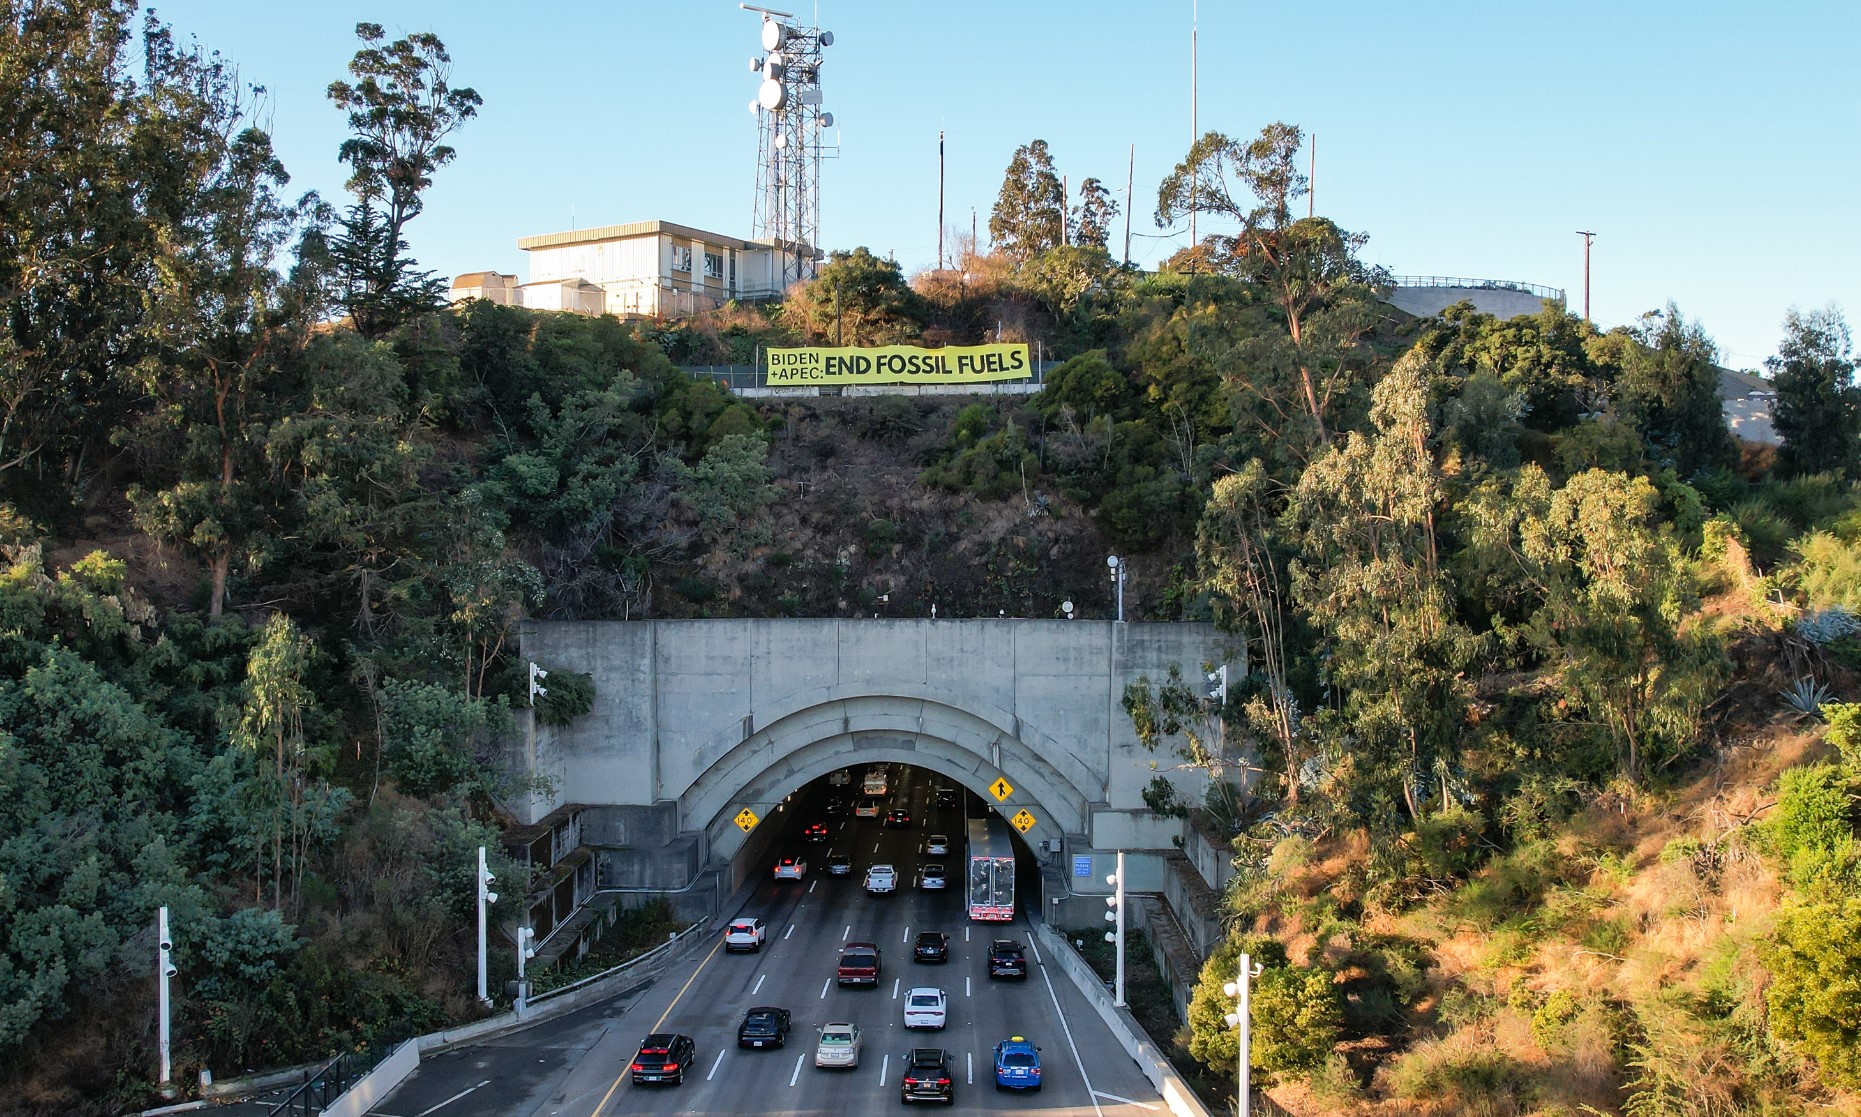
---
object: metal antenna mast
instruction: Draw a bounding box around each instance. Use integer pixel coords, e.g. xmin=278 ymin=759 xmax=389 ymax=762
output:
xmin=744 ymin=4 xmax=836 ymax=290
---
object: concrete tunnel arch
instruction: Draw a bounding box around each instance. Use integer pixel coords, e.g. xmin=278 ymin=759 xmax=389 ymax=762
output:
xmin=682 ymin=687 xmax=1103 ymax=866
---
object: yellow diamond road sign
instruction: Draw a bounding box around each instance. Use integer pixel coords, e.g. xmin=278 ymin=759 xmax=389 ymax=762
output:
xmin=734 ymin=808 xmax=759 ymax=832
xmin=989 ymin=777 xmax=1014 ymax=801
xmin=1010 ymin=809 xmax=1036 ymax=833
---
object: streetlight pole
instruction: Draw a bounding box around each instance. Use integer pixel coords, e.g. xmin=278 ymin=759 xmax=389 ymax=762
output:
xmin=1104 ymin=852 xmax=1127 ymax=1008
xmin=157 ymin=906 xmax=174 ymax=1090
xmin=476 ymin=847 xmax=498 ymax=1007
xmin=1575 ymin=230 xmax=1595 ymax=322
xmin=516 ymin=925 xmax=536 ymax=1013
xmin=1223 ymin=954 xmax=1265 ymax=1117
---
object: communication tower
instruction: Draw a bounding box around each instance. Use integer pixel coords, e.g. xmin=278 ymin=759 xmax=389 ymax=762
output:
xmin=743 ymin=4 xmax=835 ymax=289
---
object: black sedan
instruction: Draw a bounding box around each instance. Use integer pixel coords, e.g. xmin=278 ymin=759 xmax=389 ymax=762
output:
xmin=914 ymin=931 xmax=950 ymax=963
xmin=737 ymin=1006 xmax=792 ymax=1049
xmin=884 ymin=808 xmax=913 ymax=828
xmin=901 ymin=1047 xmax=956 ymax=1104
xmin=988 ymin=939 xmax=1028 ymax=980
xmin=630 ymin=1033 xmax=697 ymax=1085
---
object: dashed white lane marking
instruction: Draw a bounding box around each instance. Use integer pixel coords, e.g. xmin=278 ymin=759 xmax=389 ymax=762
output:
xmin=1038 ymin=957 xmax=1104 ymax=1117
xmin=891 ymin=977 xmax=901 ymax=999
xmin=842 ymin=924 xmax=850 ymax=941
xmin=967 ymin=1051 xmax=974 ymax=1085
xmin=785 ymin=925 xmax=795 ymax=940
xmin=880 ymin=1053 xmax=891 ymax=1087
xmin=809 ymin=880 xmax=817 ymax=893
xmin=965 ymin=976 xmax=971 ymax=997
xmin=1095 ymin=1091 xmax=1160 ymax=1110
xmin=902 ymin=925 xmax=911 ymax=943
xmin=706 ymin=1050 xmax=726 ymax=1081
xmin=873 ymin=842 xmax=880 ymax=852
xmin=752 ymin=974 xmax=766 ymax=995
xmin=964 ymin=926 xmax=971 ymax=943
xmin=789 ymin=1053 xmax=804 ymax=1087
xmin=819 ymin=978 xmax=831 ymax=999
xmin=413 ymin=1080 xmax=490 ymax=1117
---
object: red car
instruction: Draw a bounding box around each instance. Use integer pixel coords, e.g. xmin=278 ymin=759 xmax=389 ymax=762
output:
xmin=803 ymin=822 xmax=829 ymax=842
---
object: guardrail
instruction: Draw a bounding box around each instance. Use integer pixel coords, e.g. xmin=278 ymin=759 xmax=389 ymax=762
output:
xmin=1388 ymin=275 xmax=1565 ymax=301
xmin=528 ymin=919 xmax=704 ymax=1004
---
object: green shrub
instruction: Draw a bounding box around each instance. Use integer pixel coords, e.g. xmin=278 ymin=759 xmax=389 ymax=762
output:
xmin=864 ymin=518 xmax=899 ymax=556
xmin=1763 ymin=891 xmax=1861 ymax=1089
xmin=1766 ymin=763 xmax=1856 ymax=868
xmin=1386 ymin=1037 xmax=1524 ymax=1106
xmin=1789 ymin=531 xmax=1861 ymax=610
xmin=674 ymin=575 xmax=717 ymax=603
xmin=1530 ymin=989 xmax=1580 ymax=1050
xmin=533 ymin=669 xmax=595 ymax=727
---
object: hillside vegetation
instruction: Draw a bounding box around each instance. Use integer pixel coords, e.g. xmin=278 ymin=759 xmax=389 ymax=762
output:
xmin=6 ymin=5 xmax=1861 ymax=1115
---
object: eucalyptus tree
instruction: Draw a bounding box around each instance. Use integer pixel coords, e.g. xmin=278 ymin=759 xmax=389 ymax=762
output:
xmin=989 ymin=139 xmax=1067 ymax=261
xmin=1768 ymin=306 xmax=1860 ymax=479
xmin=1071 ymin=176 xmax=1119 ymax=251
xmin=327 ymin=22 xmax=481 ymax=339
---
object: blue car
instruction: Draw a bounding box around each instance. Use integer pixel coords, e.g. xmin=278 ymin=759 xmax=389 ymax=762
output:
xmin=992 ymin=1036 xmax=1042 ymax=1092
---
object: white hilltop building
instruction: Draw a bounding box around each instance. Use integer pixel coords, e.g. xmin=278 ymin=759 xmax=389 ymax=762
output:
xmin=451 ymin=220 xmax=817 ymax=321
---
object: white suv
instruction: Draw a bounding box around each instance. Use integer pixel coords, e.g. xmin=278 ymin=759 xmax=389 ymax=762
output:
xmin=724 ymin=917 xmax=767 ymax=952
xmin=865 ymin=864 xmax=897 ymax=893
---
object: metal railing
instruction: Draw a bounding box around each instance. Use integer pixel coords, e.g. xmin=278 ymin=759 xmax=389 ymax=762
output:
xmin=527 ymin=918 xmax=704 ymax=1005
xmin=1388 ymin=275 xmax=1565 ymax=301
xmin=266 ymin=1047 xmax=378 ymax=1117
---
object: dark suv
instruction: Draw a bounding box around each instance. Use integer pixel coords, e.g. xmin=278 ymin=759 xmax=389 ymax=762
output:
xmin=736 ymin=1005 xmax=791 ymax=1049
xmin=988 ymin=939 xmax=1028 ymax=980
xmin=900 ymin=1047 xmax=955 ymax=1104
xmin=630 ymin=1032 xmax=696 ymax=1085
xmin=913 ymin=931 xmax=950 ymax=963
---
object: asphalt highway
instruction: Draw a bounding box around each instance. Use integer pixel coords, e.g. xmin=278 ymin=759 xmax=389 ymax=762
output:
xmin=367 ymin=767 xmax=1168 ymax=1117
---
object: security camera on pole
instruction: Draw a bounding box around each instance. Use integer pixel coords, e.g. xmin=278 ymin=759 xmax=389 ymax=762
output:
xmin=528 ymin=662 xmax=548 ymax=705
xmin=477 ymin=847 xmax=498 ymax=1006
xmin=157 ymin=906 xmax=176 ymax=1091
xmin=1223 ymin=954 xmax=1266 ymax=1117
xmin=1103 ymin=852 xmax=1127 ymax=1008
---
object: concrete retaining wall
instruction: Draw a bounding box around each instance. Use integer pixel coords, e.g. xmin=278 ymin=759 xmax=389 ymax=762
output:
xmin=321 ymin=1040 xmax=418 ymax=1117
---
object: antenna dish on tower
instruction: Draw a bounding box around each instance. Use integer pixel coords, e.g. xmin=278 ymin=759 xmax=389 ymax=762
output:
xmin=744 ymin=6 xmax=836 ymax=288
xmin=761 ymin=19 xmax=786 ymax=51
xmin=818 ymin=111 xmax=834 ymax=128
xmin=819 ymin=30 xmax=834 ymax=46
xmin=758 ymin=79 xmax=786 ymax=110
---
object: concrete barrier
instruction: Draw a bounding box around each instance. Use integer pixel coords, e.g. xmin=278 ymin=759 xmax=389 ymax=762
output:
xmin=321 ymin=1040 xmax=418 ymax=1117
xmin=1032 ymin=922 xmax=1215 ymax=1117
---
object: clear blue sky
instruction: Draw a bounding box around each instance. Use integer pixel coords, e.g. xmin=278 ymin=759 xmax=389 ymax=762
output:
xmin=150 ymin=0 xmax=1857 ymax=371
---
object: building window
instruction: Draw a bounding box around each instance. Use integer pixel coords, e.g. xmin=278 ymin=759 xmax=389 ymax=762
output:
xmin=704 ymin=251 xmax=724 ymax=280
xmin=670 ymin=245 xmax=692 ymax=272
xmin=729 ymin=254 xmax=737 ymax=288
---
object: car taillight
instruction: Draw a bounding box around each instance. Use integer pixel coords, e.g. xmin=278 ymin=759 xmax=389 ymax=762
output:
xmin=1032 ymin=1067 xmax=1041 ymax=1076
xmin=662 ymin=1062 xmax=678 ymax=1072
xmin=937 ymin=1077 xmax=951 ymax=1085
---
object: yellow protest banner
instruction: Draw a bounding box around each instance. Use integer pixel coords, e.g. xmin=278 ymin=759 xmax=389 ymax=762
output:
xmin=766 ymin=343 xmax=1032 ymax=386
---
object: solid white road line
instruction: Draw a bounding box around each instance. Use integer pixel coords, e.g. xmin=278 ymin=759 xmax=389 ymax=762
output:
xmin=892 ymin=977 xmax=901 ymax=999
xmin=842 ymin=924 xmax=851 ymax=941
xmin=752 ymin=974 xmax=766 ymax=995
xmin=1095 ymin=1091 xmax=1160 ymax=1110
xmin=789 ymin=1053 xmax=804 ymax=1087
xmin=820 ymin=978 xmax=832 ymax=999
xmin=413 ymin=1080 xmax=490 ymax=1117
xmin=706 ymin=1050 xmax=726 ymax=1081
xmin=785 ymin=925 xmax=795 ymax=940
xmin=966 ymin=1051 xmax=974 ymax=1085
xmin=1028 ymin=937 xmax=1042 ymax=964
xmin=880 ymin=1053 xmax=891 ymax=1088
xmin=1038 ymin=960 xmax=1105 ymax=1117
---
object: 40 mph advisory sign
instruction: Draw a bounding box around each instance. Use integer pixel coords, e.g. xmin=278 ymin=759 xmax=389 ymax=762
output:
xmin=765 ymin=343 xmax=1031 ymax=387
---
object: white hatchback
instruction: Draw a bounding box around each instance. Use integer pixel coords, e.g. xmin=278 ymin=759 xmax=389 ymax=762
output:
xmin=903 ymin=987 xmax=947 ymax=1030
xmin=917 ymin=863 xmax=947 ymax=890
xmin=925 ymin=833 xmax=950 ymax=856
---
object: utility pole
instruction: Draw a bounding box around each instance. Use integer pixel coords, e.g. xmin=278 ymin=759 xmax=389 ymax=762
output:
xmin=1308 ymin=134 xmax=1316 ymax=219
xmin=1223 ymin=954 xmax=1265 ymax=1117
xmin=1104 ymin=852 xmax=1127 ymax=1008
xmin=937 ymin=130 xmax=946 ymax=270
xmin=476 ymin=847 xmax=497 ymax=1007
xmin=1576 ymin=230 xmax=1596 ymax=322
xmin=1123 ymin=142 xmax=1135 ymax=266
xmin=1189 ymin=0 xmax=1198 ymax=255
xmin=157 ymin=907 xmax=174 ymax=1090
